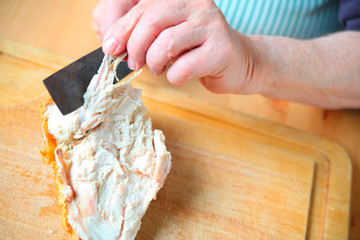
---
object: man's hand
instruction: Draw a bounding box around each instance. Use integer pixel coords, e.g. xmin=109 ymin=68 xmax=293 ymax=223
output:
xmin=100 ymin=0 xmax=264 ymax=94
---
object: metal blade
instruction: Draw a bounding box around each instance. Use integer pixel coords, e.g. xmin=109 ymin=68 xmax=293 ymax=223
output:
xmin=43 ymin=47 xmax=133 ymax=115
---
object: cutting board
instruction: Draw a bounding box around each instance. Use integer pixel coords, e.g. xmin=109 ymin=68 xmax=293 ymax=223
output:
xmin=0 ymin=38 xmax=351 ymax=239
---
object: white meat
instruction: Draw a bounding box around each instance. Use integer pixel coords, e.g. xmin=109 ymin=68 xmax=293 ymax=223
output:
xmin=44 ymin=54 xmax=172 ymax=240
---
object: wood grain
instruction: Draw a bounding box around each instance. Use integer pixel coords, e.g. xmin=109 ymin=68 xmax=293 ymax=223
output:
xmin=0 ymin=88 xmax=351 ymax=240
xmin=0 ymin=40 xmax=352 ymax=239
xmin=0 ymin=95 xmax=315 ymax=239
xmin=0 ymin=0 xmax=359 ymax=237
xmin=0 ymin=0 xmax=100 ymax=59
xmin=0 ymin=38 xmax=71 ymax=106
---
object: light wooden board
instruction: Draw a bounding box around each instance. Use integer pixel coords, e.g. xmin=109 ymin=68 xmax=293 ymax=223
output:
xmin=0 ymin=37 xmax=352 ymax=239
xmin=1 ymin=3 xmax=359 ymax=237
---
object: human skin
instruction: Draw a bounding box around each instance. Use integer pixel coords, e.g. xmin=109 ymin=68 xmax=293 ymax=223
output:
xmin=93 ymin=0 xmax=360 ymax=109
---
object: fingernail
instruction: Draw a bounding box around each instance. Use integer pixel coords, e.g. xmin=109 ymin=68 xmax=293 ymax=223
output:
xmin=103 ymin=37 xmax=118 ymax=54
xmin=127 ymin=56 xmax=136 ymax=70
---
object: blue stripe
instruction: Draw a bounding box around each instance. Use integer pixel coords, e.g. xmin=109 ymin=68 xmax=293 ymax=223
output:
xmin=258 ymin=0 xmax=278 ymax=35
xmin=231 ymin=0 xmax=247 ymax=30
xmin=241 ymin=2 xmax=258 ymax=34
xmin=242 ymin=1 xmax=262 ymax=34
xmin=221 ymin=0 xmax=232 ymax=21
xmin=251 ymin=0 xmax=272 ymax=35
xmin=289 ymin=0 xmax=309 ymax=38
xmin=218 ymin=0 xmax=227 ymax=10
xmin=298 ymin=0 xmax=314 ymax=39
xmin=234 ymin=0 xmax=252 ymax=31
xmin=269 ymin=0 xmax=288 ymax=36
xmin=243 ymin=1 xmax=265 ymax=34
xmin=215 ymin=0 xmax=342 ymax=39
xmin=277 ymin=0 xmax=294 ymax=36
xmin=227 ymin=0 xmax=241 ymax=27
xmin=286 ymin=1 xmax=303 ymax=38
xmin=319 ymin=2 xmax=331 ymax=36
xmin=306 ymin=0 xmax=324 ymax=38
xmin=331 ymin=3 xmax=342 ymax=32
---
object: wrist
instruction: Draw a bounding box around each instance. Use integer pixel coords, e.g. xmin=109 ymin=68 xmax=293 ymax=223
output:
xmin=237 ymin=34 xmax=275 ymax=95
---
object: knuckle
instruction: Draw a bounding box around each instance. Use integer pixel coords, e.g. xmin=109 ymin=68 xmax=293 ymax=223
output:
xmin=131 ymin=4 xmax=143 ymax=17
xmin=177 ymin=63 xmax=192 ymax=81
xmin=146 ymin=52 xmax=156 ymax=68
xmin=161 ymin=30 xmax=175 ymax=43
xmin=167 ymin=71 xmax=181 ymax=86
xmin=127 ymin=42 xmax=142 ymax=61
xmin=143 ymin=7 xmax=161 ymax=29
xmin=196 ymin=0 xmax=215 ymax=9
xmin=128 ymin=41 xmax=146 ymax=68
xmin=110 ymin=24 xmax=126 ymax=39
xmin=161 ymin=31 xmax=178 ymax=58
xmin=146 ymin=49 xmax=163 ymax=73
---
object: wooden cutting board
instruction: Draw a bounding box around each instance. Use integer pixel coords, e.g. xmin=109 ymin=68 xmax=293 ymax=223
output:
xmin=0 ymin=38 xmax=351 ymax=239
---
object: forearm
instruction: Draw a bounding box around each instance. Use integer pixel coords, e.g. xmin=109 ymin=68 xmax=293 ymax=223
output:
xmin=247 ymin=31 xmax=360 ymax=109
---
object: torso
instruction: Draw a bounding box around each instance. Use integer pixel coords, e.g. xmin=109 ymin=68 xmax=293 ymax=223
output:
xmin=214 ymin=0 xmax=344 ymax=39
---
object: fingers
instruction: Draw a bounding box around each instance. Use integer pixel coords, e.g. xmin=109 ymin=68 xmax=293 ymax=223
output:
xmin=146 ymin=21 xmax=206 ymax=75
xmin=166 ymin=43 xmax=220 ymax=86
xmin=97 ymin=0 xmax=245 ymax=95
xmin=126 ymin=2 xmax=188 ymax=70
xmin=102 ymin=2 xmax=148 ymax=55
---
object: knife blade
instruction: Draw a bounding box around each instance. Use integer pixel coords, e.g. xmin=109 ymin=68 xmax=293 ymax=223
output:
xmin=43 ymin=47 xmax=133 ymax=115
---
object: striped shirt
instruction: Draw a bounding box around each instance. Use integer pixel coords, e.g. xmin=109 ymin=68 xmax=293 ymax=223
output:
xmin=213 ymin=0 xmax=344 ymax=39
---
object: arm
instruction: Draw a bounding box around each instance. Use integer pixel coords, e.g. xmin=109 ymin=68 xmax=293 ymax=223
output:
xmin=98 ymin=0 xmax=360 ymax=109
xmin=249 ymin=0 xmax=360 ymax=109
xmin=247 ymin=32 xmax=360 ymax=109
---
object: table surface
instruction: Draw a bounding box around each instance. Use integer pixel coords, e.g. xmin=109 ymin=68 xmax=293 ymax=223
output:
xmin=0 ymin=0 xmax=359 ymax=238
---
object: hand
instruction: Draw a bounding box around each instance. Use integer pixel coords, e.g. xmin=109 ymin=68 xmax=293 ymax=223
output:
xmin=93 ymin=0 xmax=137 ymax=41
xmin=101 ymin=0 xmax=264 ymax=94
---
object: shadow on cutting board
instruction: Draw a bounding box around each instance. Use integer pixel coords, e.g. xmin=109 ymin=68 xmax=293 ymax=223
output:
xmin=136 ymin=142 xmax=202 ymax=239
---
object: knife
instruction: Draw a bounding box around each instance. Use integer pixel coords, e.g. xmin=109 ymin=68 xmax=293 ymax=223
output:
xmin=43 ymin=47 xmax=133 ymax=115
